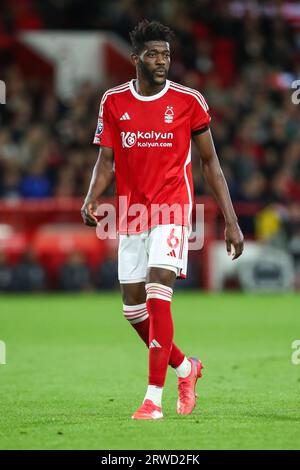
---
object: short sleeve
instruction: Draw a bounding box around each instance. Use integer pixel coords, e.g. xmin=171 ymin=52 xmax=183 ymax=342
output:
xmin=93 ymin=94 xmax=113 ymax=148
xmin=190 ymin=92 xmax=211 ymax=136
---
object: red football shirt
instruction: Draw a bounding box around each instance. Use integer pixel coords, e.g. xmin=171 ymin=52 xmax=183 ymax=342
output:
xmin=93 ymin=79 xmax=211 ymax=234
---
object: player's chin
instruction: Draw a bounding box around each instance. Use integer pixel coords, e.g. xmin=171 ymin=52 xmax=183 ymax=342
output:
xmin=152 ymin=75 xmax=167 ymax=85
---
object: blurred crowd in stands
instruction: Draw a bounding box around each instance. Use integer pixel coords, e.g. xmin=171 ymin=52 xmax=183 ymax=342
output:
xmin=1 ymin=0 xmax=300 ymax=290
xmin=0 ymin=248 xmax=119 ymax=292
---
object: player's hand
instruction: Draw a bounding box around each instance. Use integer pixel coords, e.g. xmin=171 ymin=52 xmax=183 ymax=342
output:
xmin=81 ymin=199 xmax=98 ymax=227
xmin=224 ymin=221 xmax=244 ymax=260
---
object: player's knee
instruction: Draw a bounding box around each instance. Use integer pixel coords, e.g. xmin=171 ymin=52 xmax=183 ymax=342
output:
xmin=120 ymin=291 xmax=143 ymax=306
xmin=120 ymin=283 xmax=146 ymax=306
xmin=147 ymin=267 xmax=176 ymax=287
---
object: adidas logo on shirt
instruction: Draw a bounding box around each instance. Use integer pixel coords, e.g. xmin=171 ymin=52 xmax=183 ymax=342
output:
xmin=120 ymin=112 xmax=130 ymax=120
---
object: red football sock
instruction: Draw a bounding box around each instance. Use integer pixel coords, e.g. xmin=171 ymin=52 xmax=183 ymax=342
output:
xmin=123 ymin=304 xmax=184 ymax=369
xmin=146 ymin=283 xmax=175 ymax=387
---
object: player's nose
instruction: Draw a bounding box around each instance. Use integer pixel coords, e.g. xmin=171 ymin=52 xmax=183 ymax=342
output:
xmin=156 ymin=54 xmax=166 ymax=65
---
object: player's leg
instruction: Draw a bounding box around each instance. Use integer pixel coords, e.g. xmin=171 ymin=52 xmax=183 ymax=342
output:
xmin=119 ymin=227 xmax=200 ymax=419
xmin=141 ymin=266 xmax=177 ymax=414
xmin=145 ymin=266 xmax=203 ymax=416
xmin=120 ymin=281 xmax=189 ymax=370
xmin=142 ymin=225 xmax=203 ymax=417
xmin=132 ymin=225 xmax=186 ymax=419
xmin=131 ymin=266 xmax=176 ymax=420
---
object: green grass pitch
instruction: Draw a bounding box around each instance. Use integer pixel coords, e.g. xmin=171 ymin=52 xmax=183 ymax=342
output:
xmin=0 ymin=292 xmax=300 ymax=450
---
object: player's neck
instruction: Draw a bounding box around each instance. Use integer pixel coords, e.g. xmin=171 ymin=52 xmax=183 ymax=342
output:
xmin=134 ymin=77 xmax=166 ymax=97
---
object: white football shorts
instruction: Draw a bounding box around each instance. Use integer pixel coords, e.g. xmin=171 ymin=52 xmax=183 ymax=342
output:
xmin=118 ymin=224 xmax=189 ymax=284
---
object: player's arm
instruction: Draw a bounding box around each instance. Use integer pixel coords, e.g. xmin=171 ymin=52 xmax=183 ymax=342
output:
xmin=81 ymin=146 xmax=114 ymax=227
xmin=193 ymin=129 xmax=244 ymax=260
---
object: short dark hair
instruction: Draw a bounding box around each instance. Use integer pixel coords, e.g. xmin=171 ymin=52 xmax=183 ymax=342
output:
xmin=129 ymin=20 xmax=174 ymax=54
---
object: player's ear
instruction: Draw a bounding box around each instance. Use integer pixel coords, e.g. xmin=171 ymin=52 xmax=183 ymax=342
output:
xmin=130 ymin=53 xmax=138 ymax=67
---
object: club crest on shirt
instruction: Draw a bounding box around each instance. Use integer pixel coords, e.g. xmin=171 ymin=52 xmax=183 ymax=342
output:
xmin=164 ymin=106 xmax=174 ymax=123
